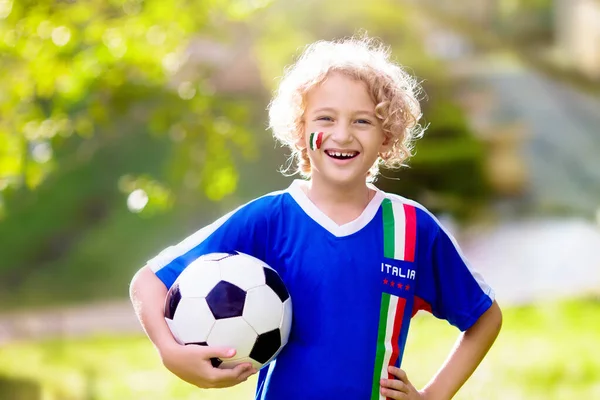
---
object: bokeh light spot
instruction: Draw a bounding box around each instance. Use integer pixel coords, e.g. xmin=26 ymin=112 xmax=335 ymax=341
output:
xmin=127 ymin=189 xmax=149 ymax=213
xmin=52 ymin=26 xmax=71 ymax=47
xmin=146 ymin=25 xmax=166 ymax=46
xmin=31 ymin=142 xmax=53 ymax=164
xmin=0 ymin=0 xmax=13 ymax=19
xmin=177 ymin=81 xmax=196 ymax=100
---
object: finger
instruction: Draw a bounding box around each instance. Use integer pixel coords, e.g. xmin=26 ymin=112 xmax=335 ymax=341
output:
xmin=205 ymin=362 xmax=253 ymax=385
xmin=236 ymin=366 xmax=258 ymax=382
xmin=380 ymin=378 xmax=408 ymax=393
xmin=380 ymin=386 xmax=407 ymax=399
xmin=388 ymin=366 xmax=408 ymax=383
xmin=197 ymin=346 xmax=236 ymax=359
xmin=231 ymin=362 xmax=256 ymax=379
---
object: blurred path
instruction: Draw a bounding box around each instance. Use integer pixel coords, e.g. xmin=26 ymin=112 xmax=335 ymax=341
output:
xmin=462 ymin=218 xmax=600 ymax=306
xmin=470 ymin=53 xmax=600 ymax=216
xmin=426 ymin=25 xmax=600 ymax=306
xmin=454 ymin=50 xmax=600 ymax=305
xmin=0 ymin=301 xmax=142 ymax=345
xmin=419 ymin=6 xmax=600 ymax=216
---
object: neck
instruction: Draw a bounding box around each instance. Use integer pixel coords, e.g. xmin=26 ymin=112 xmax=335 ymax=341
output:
xmin=304 ymin=175 xmax=373 ymax=225
xmin=308 ymin=177 xmax=370 ymax=205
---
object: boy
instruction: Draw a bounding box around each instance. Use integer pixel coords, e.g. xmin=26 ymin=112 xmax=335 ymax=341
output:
xmin=130 ymin=36 xmax=502 ymax=400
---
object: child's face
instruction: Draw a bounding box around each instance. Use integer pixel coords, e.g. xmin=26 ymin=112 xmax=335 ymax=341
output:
xmin=303 ymin=72 xmax=389 ymax=187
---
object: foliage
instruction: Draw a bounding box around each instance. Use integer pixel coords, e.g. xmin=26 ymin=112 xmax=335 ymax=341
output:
xmin=0 ymin=298 xmax=599 ymax=399
xmin=0 ymin=0 xmax=272 ymax=215
xmin=377 ymin=88 xmax=490 ymax=220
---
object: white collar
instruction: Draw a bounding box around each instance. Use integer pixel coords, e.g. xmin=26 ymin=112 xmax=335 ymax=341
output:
xmin=287 ymin=179 xmax=385 ymax=237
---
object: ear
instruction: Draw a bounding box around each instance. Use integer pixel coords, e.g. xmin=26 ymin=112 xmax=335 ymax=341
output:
xmin=294 ymin=132 xmax=306 ymax=151
xmin=380 ymin=134 xmax=393 ymax=153
xmin=294 ymin=121 xmax=308 ymax=150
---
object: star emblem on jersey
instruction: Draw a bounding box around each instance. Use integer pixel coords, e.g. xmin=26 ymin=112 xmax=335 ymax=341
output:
xmin=382 ymin=278 xmax=411 ymax=291
xmin=309 ymin=131 xmax=324 ymax=151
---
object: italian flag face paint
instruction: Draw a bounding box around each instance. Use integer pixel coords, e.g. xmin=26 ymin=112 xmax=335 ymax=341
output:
xmin=309 ymin=131 xmax=324 ymax=151
xmin=371 ymin=293 xmax=406 ymax=400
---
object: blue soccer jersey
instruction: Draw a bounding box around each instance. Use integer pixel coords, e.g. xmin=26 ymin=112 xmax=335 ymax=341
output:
xmin=148 ymin=180 xmax=495 ymax=400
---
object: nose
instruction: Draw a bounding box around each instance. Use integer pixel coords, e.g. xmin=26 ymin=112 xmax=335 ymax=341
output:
xmin=330 ymin=125 xmax=353 ymax=145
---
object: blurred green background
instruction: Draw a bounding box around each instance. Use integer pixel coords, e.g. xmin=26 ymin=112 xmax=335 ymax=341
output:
xmin=1 ymin=0 xmax=599 ymax=399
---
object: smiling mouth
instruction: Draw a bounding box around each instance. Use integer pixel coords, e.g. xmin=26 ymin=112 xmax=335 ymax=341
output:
xmin=324 ymin=150 xmax=360 ymax=160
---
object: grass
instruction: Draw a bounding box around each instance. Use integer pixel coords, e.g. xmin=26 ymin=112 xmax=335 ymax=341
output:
xmin=403 ymin=298 xmax=600 ymax=400
xmin=0 ymin=298 xmax=599 ymax=400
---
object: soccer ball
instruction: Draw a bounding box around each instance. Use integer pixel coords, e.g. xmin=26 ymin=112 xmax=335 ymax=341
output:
xmin=164 ymin=251 xmax=292 ymax=370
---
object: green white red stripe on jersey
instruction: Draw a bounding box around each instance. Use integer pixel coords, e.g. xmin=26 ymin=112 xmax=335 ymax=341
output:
xmin=309 ymin=131 xmax=324 ymax=151
xmin=370 ymin=198 xmax=417 ymax=399
xmin=370 ymin=293 xmax=406 ymax=400
xmin=381 ymin=199 xmax=416 ymax=261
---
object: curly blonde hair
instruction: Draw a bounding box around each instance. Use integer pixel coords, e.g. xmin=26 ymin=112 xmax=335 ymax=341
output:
xmin=268 ymin=35 xmax=425 ymax=181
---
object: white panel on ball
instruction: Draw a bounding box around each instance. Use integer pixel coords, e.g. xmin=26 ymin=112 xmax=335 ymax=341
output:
xmin=207 ymin=317 xmax=258 ymax=361
xmin=218 ymin=255 xmax=265 ymax=291
xmin=235 ymin=252 xmax=271 ymax=269
xmin=178 ymin=261 xmax=221 ymax=298
xmin=243 ymin=286 xmax=284 ymax=334
xmin=280 ymin=298 xmax=293 ymax=346
xmin=173 ymin=297 xmax=216 ymax=343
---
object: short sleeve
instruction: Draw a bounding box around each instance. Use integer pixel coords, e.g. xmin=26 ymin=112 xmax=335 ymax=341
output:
xmin=415 ymin=216 xmax=494 ymax=331
xmin=147 ymin=198 xmax=271 ymax=289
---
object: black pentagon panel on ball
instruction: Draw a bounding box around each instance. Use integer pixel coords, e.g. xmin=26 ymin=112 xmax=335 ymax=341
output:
xmin=164 ymin=283 xmax=182 ymax=320
xmin=206 ymin=281 xmax=247 ymax=319
xmin=249 ymin=328 xmax=281 ymax=364
xmin=263 ymin=267 xmax=289 ymax=302
xmin=185 ymin=342 xmax=222 ymax=368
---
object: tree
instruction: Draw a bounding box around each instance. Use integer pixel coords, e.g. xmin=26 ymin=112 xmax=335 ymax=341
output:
xmin=0 ymin=0 xmax=271 ymax=217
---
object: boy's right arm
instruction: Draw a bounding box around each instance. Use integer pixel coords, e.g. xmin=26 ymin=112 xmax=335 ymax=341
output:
xmin=129 ymin=266 xmax=257 ymax=388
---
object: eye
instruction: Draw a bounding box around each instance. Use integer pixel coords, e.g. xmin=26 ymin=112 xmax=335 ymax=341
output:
xmin=316 ymin=116 xmax=333 ymax=122
xmin=355 ymin=119 xmax=372 ymax=125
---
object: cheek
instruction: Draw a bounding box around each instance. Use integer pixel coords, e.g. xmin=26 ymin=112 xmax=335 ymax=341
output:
xmin=359 ymin=129 xmax=386 ymax=150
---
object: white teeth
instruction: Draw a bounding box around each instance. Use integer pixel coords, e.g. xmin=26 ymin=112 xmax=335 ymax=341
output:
xmin=326 ymin=150 xmax=358 ymax=158
xmin=329 ymin=151 xmax=355 ymax=157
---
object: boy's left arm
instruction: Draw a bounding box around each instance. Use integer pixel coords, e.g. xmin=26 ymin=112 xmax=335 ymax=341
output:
xmin=380 ymin=300 xmax=502 ymax=400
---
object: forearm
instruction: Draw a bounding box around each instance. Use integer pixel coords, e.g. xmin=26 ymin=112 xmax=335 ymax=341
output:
xmin=129 ymin=266 xmax=178 ymax=357
xmin=422 ymin=301 xmax=503 ymax=400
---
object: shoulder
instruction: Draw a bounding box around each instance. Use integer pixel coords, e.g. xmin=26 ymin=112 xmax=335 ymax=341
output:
xmin=223 ymin=189 xmax=289 ymax=221
xmin=379 ymin=190 xmax=442 ymax=236
xmin=147 ymin=189 xmax=289 ymax=272
xmin=175 ymin=189 xmax=288 ymax=249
